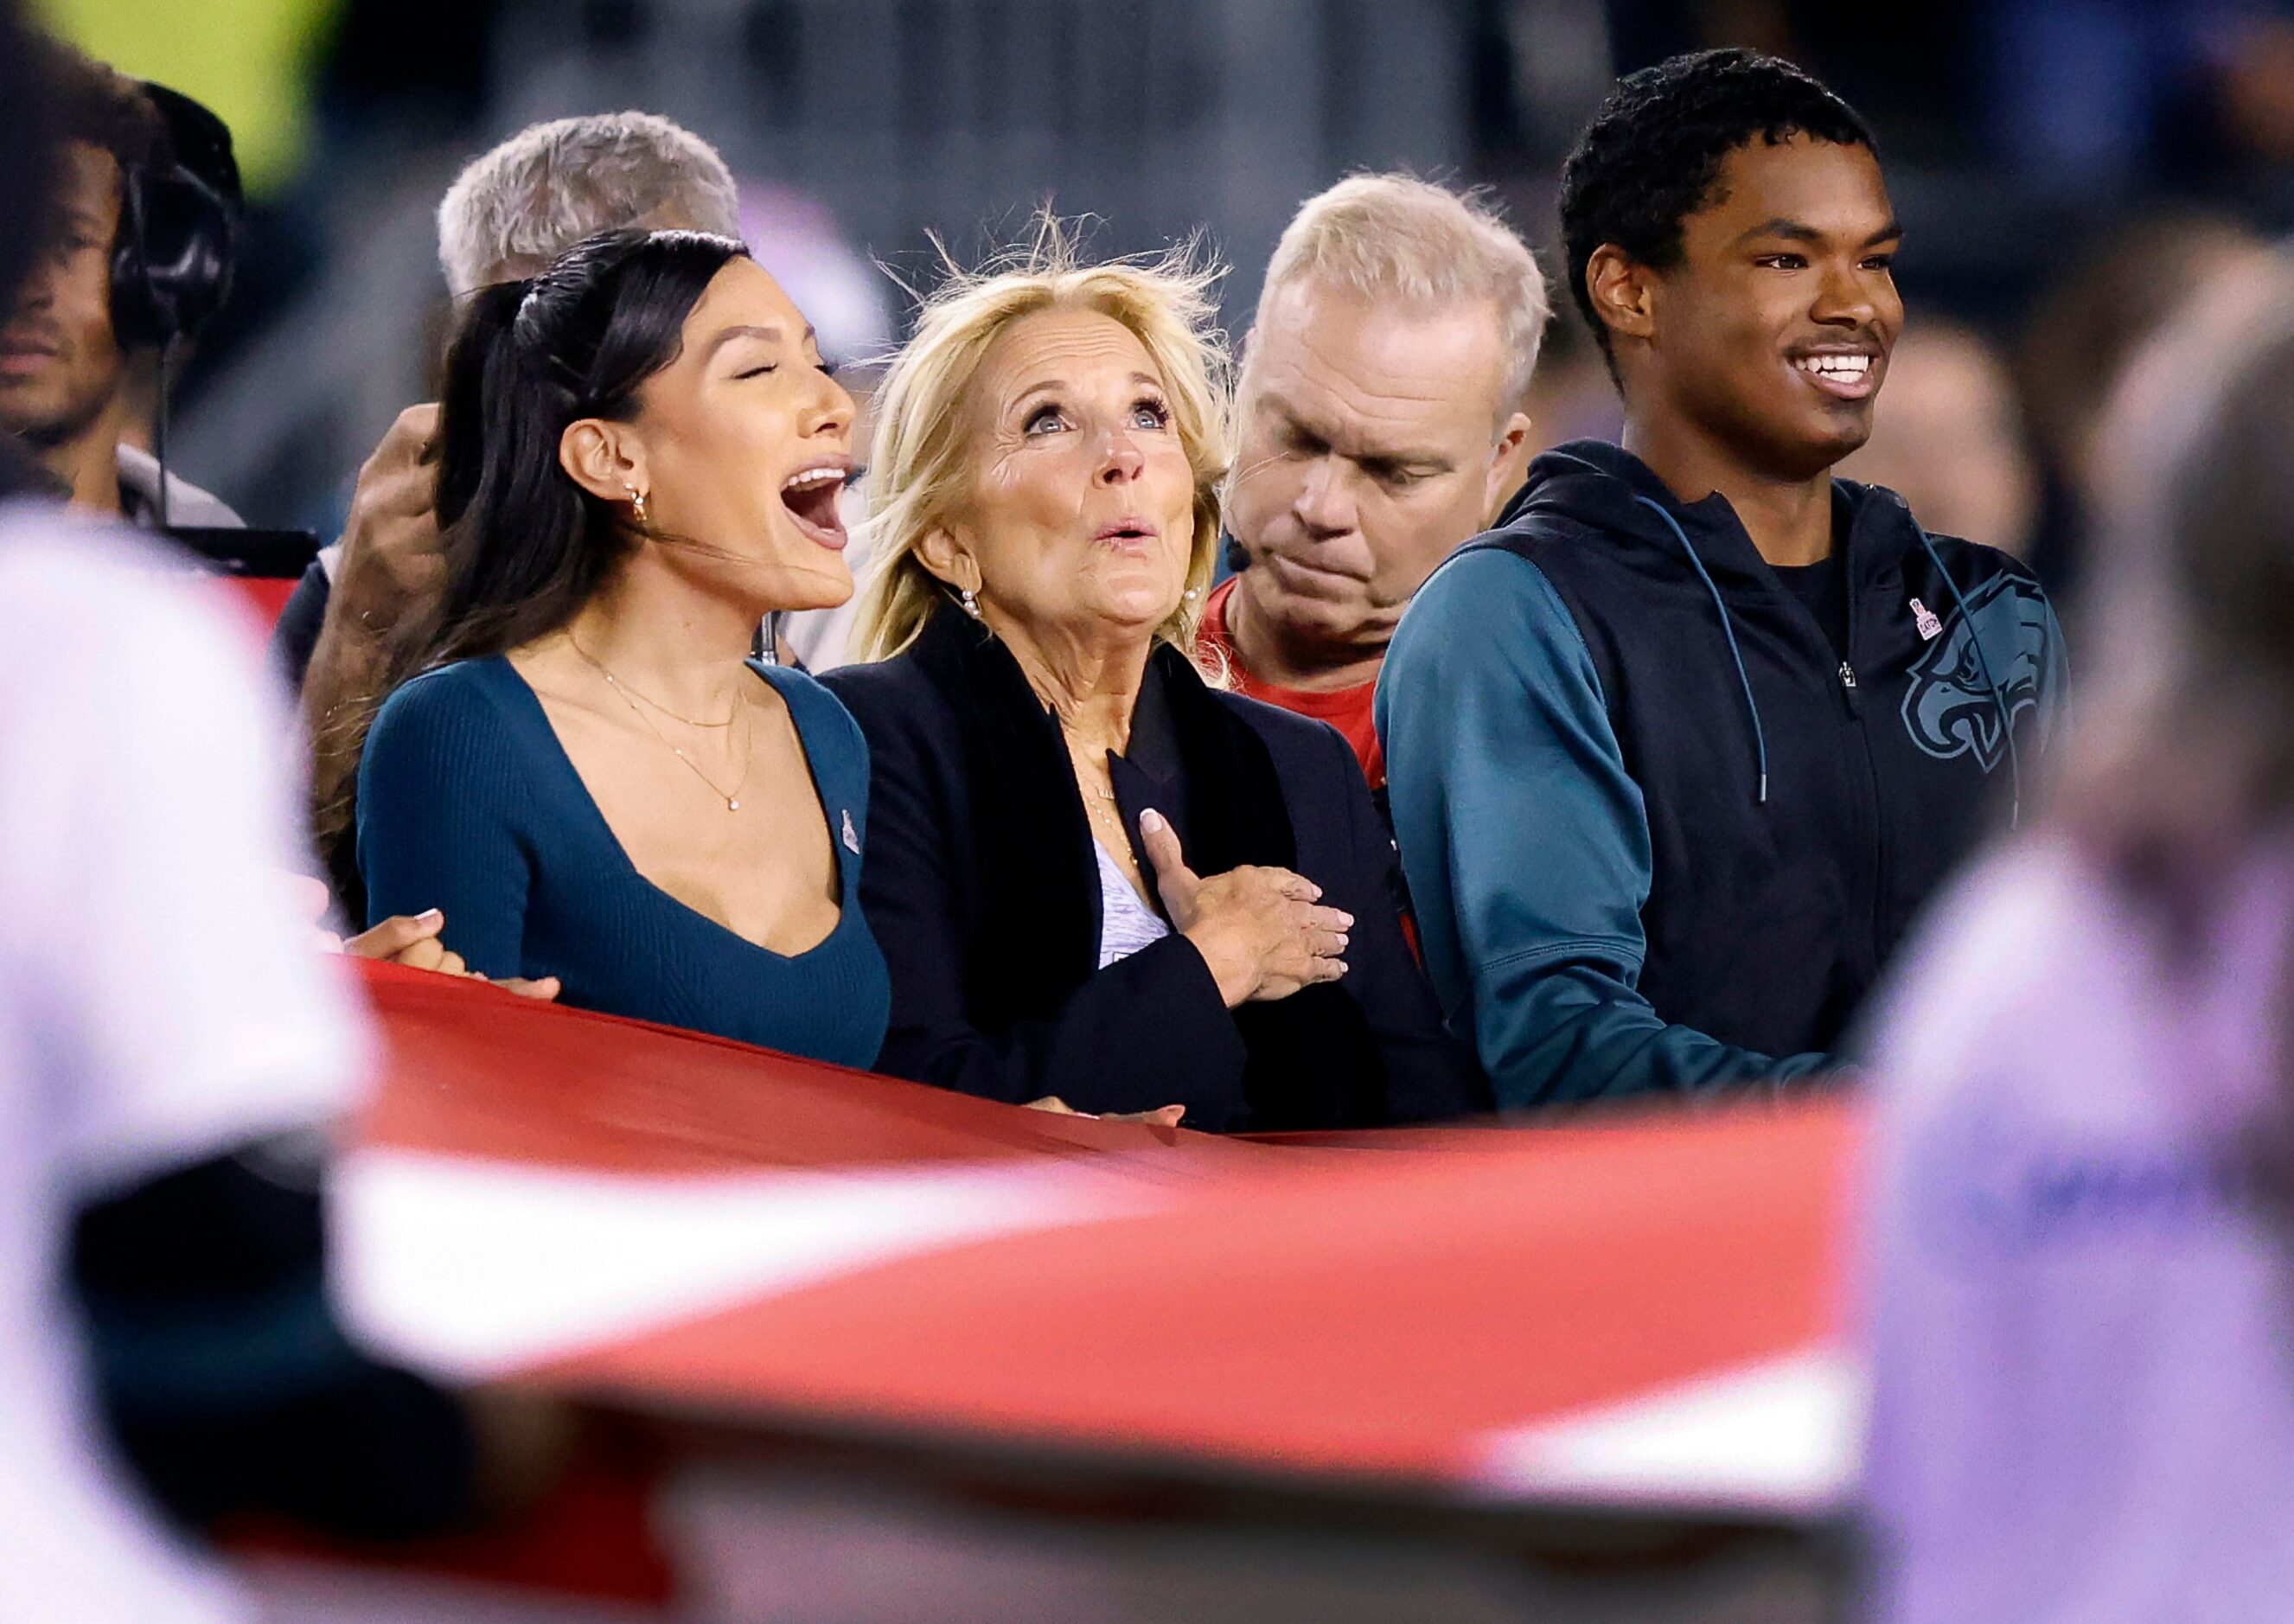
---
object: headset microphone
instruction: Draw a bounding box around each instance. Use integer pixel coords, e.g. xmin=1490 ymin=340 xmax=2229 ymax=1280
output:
xmin=112 ymin=81 xmax=240 ymax=532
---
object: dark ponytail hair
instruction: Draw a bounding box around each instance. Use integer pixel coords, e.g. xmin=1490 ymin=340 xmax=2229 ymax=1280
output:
xmin=314 ymin=227 xmax=747 ymax=893
xmin=426 ymin=226 xmax=751 ymax=662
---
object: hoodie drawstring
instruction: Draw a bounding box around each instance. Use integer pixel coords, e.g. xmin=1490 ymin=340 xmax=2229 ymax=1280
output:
xmin=1634 ymin=496 xmax=1770 ymax=805
xmin=1911 ymin=525 xmax=2023 ymax=829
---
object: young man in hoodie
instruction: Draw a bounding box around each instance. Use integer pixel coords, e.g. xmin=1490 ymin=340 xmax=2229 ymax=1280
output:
xmin=1376 ymin=48 xmax=2067 ymax=1108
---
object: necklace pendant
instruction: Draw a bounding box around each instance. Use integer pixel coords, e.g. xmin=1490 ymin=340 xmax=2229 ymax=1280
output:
xmin=728 ymin=797 xmax=741 ymax=811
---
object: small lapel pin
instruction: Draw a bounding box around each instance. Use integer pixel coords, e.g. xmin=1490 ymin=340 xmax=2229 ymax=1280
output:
xmin=1910 ymin=597 xmax=1943 ymax=642
xmin=841 ymin=809 xmax=861 ymax=854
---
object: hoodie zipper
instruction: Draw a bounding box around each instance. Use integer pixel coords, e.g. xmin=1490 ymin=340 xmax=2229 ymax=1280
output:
xmin=1841 ymin=596 xmax=1887 ymax=991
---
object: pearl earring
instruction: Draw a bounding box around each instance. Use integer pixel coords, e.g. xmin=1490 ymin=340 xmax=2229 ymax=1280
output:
xmin=1183 ymin=586 xmax=1203 ymax=602
xmin=960 ymin=585 xmax=983 ymax=620
xmin=624 ymin=484 xmax=649 ymax=527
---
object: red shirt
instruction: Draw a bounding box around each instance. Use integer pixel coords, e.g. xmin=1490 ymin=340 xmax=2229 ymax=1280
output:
xmin=1198 ymin=577 xmax=1386 ymax=792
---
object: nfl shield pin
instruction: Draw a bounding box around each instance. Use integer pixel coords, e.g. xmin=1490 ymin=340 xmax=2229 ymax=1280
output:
xmin=1910 ymin=597 xmax=1944 ymax=641
xmin=841 ymin=809 xmax=860 ymax=854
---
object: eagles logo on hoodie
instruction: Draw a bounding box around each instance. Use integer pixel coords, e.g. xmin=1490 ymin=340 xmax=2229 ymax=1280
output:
xmin=1901 ymin=573 xmax=2054 ymax=772
xmin=1377 ymin=439 xmax=2069 ymax=1109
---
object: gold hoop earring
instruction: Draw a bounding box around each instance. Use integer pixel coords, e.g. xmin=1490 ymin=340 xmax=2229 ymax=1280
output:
xmin=624 ymin=483 xmax=649 ymax=527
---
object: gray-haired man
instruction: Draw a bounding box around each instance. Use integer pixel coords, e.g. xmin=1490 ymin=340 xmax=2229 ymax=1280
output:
xmin=1199 ymin=174 xmax=1550 ymax=810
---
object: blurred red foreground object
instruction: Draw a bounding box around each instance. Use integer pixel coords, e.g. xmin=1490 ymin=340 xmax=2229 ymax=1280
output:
xmin=345 ymin=960 xmax=1862 ymax=1517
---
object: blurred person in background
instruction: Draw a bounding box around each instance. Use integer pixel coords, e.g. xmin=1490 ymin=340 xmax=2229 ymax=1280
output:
xmin=355 ymin=228 xmax=891 ymax=1065
xmin=1200 ymin=174 xmax=1546 ymax=816
xmin=0 ymin=16 xmax=495 ymax=1618
xmin=0 ymin=40 xmax=241 ymax=527
xmin=1381 ymin=49 xmax=2069 ymax=1109
xmin=825 ymin=232 xmax=1484 ymax=1129
xmin=1838 ymin=316 xmax=2040 ymax=560
xmin=1861 ymin=253 xmax=2294 ymax=1623
xmin=287 ymin=111 xmax=745 ymax=915
xmin=2016 ymin=210 xmax=2272 ymax=598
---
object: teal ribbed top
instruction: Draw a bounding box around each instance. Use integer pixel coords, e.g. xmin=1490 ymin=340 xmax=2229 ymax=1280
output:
xmin=357 ymin=655 xmax=889 ymax=1068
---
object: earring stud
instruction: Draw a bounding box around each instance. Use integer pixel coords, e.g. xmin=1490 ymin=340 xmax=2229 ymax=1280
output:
xmin=960 ymin=585 xmax=983 ymax=620
xmin=624 ymin=483 xmax=649 ymax=527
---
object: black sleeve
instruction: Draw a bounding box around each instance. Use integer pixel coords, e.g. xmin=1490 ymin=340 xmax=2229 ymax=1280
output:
xmin=1320 ymin=726 xmax=1492 ymax=1123
xmin=843 ymin=684 xmax=1255 ymax=1127
xmin=267 ymin=559 xmax=332 ymax=695
xmin=69 ymin=1133 xmax=477 ymax=1540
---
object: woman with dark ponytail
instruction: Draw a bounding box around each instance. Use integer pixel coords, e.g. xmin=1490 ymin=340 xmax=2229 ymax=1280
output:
xmin=355 ymin=227 xmax=890 ymax=1063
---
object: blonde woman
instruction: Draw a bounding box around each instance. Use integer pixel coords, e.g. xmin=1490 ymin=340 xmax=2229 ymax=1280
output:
xmin=821 ymin=233 xmax=1484 ymax=1130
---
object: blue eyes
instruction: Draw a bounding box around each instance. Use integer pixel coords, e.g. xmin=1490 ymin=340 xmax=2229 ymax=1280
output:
xmin=1025 ymin=400 xmax=1171 ymax=435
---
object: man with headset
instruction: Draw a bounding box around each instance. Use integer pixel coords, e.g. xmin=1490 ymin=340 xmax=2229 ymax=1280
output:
xmin=0 ymin=41 xmax=240 ymax=528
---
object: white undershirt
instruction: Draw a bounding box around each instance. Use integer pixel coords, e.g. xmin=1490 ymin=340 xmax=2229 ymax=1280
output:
xmin=1092 ymin=839 xmax=1170 ymax=969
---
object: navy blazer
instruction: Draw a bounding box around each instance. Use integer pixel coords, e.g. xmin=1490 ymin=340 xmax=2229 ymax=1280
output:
xmin=823 ymin=644 xmax=1488 ymax=1131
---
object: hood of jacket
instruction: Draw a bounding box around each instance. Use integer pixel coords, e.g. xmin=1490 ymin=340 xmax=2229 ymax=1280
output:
xmin=1499 ymin=437 xmax=1933 ymax=598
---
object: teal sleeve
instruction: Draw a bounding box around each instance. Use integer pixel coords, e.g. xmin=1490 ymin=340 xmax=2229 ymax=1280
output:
xmin=1376 ymin=550 xmax=1830 ymax=1108
xmin=355 ymin=671 xmax=533 ymax=978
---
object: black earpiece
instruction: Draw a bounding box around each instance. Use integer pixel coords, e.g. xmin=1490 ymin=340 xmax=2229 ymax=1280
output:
xmin=109 ymin=82 xmax=240 ymax=354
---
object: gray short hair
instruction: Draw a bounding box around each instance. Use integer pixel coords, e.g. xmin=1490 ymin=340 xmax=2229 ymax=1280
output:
xmin=1250 ymin=172 xmax=1550 ymax=415
xmin=436 ymin=112 xmax=743 ymax=297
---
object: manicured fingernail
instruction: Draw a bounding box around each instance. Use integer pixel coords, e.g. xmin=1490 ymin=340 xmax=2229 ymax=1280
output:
xmin=1141 ymin=809 xmax=1165 ymax=833
xmin=1337 ymin=911 xmax=1353 ymax=926
xmin=416 ymin=908 xmax=443 ymax=924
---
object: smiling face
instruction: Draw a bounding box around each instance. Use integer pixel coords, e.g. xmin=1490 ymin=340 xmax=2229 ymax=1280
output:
xmin=604 ymin=256 xmax=858 ymax=613
xmin=0 ymin=143 xmax=128 ymax=449
xmin=1227 ymin=280 xmax=1530 ymax=656
xmin=928 ymin=306 xmax=1198 ymax=648
xmin=1611 ymin=134 xmax=1902 ymax=481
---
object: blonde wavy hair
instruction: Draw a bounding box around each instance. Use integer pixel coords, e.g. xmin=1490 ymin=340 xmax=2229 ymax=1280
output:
xmin=854 ymin=221 xmax=1231 ymax=662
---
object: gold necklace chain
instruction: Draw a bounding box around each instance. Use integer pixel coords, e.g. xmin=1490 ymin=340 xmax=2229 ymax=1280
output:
xmin=1066 ymin=738 xmax=1129 ymax=851
xmin=568 ymin=634 xmax=738 ymax=727
xmin=587 ymin=657 xmax=757 ymax=811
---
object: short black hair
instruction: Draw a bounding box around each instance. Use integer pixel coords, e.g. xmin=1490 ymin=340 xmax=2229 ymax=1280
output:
xmin=1558 ymin=48 xmax=1876 ymax=361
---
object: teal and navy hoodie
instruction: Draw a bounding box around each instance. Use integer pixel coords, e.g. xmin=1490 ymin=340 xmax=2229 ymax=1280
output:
xmin=1376 ymin=440 xmax=2068 ymax=1108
